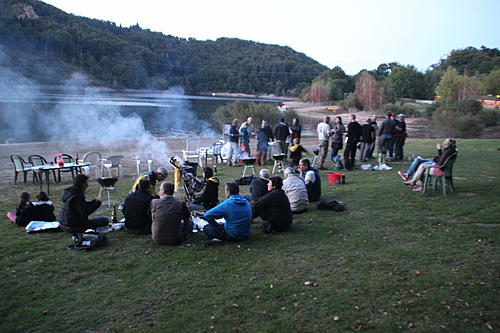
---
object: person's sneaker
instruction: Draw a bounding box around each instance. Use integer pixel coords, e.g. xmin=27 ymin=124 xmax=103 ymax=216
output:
xmin=398 ymin=171 xmax=409 ymax=180
xmin=404 ymin=180 xmax=417 ymax=186
xmin=204 ymin=238 xmax=223 ymax=247
xmin=412 ymin=187 xmax=423 ymax=192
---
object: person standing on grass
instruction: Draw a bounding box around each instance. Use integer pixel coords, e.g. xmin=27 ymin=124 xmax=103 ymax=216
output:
xmin=274 ymin=117 xmax=290 ymax=156
xmin=239 ymin=122 xmax=251 ymax=158
xmin=317 ymin=115 xmax=331 ymax=170
xmin=256 ymin=120 xmax=274 ymax=166
xmin=202 ymin=182 xmax=252 ymax=246
xmin=367 ymin=114 xmax=378 ymax=159
xmin=330 ymin=116 xmax=346 ymax=163
xmin=394 ymin=114 xmax=407 ymax=161
xmin=252 ymin=176 xmax=293 ymax=233
xmin=227 ymin=119 xmax=240 ymax=166
xmin=239 ymin=117 xmax=255 ymax=155
xmin=359 ymin=118 xmax=375 ymax=162
xmin=150 ymin=182 xmax=193 ymax=245
xmin=343 ymin=114 xmax=362 ymax=170
xmin=59 ymin=174 xmax=109 ymax=233
xmin=378 ymin=112 xmax=396 ymax=164
xmin=290 ymin=118 xmax=302 ymax=141
xmin=298 ymin=158 xmax=321 ymax=202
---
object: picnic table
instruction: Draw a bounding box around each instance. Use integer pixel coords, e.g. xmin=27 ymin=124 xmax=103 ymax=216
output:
xmin=32 ymin=162 xmax=90 ymax=194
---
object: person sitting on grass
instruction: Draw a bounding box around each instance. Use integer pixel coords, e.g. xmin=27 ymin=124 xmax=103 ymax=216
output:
xmin=202 ymin=182 xmax=252 ymax=246
xmin=403 ymin=138 xmax=457 ymax=193
xmin=289 ymin=138 xmax=308 ymax=167
xmin=244 ymin=168 xmax=270 ymax=202
xmin=59 ymin=174 xmax=109 ymax=233
xmin=123 ymin=178 xmax=153 ymax=234
xmin=32 ymin=191 xmax=57 ymax=222
xmin=150 ymin=182 xmax=193 ymax=245
xmin=282 ymin=167 xmax=309 ymax=214
xmin=6 ymin=192 xmax=35 ymax=227
xmin=298 ymin=158 xmax=322 ymax=202
xmin=397 ymin=142 xmax=448 ymax=180
xmin=188 ymin=167 xmax=219 ymax=211
xmin=252 ymin=176 xmax=293 ymax=233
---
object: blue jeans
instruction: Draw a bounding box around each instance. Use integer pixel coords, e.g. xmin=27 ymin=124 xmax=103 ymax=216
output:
xmin=406 ymin=157 xmax=433 ymax=176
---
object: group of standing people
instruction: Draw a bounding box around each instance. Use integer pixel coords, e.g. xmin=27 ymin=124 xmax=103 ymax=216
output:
xmin=316 ymin=112 xmax=407 ymax=171
xmin=226 ymin=116 xmax=303 ymax=167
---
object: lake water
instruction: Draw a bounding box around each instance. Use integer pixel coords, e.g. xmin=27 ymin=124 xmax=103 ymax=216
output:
xmin=0 ymin=89 xmax=282 ymax=143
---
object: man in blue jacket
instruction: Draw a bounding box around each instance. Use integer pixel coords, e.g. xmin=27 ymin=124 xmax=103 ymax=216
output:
xmin=202 ymin=182 xmax=252 ymax=246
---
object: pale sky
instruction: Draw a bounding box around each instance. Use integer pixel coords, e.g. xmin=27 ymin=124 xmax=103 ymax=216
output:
xmin=42 ymin=0 xmax=499 ymax=74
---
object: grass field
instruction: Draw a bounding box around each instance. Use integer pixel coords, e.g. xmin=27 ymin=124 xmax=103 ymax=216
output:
xmin=1 ymin=139 xmax=499 ymax=332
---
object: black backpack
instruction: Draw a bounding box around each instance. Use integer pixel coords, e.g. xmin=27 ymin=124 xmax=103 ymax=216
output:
xmin=69 ymin=230 xmax=108 ymax=251
xmin=317 ymin=200 xmax=345 ymax=212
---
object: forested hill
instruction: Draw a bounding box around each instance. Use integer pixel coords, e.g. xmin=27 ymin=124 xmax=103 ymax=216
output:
xmin=0 ymin=0 xmax=328 ymax=94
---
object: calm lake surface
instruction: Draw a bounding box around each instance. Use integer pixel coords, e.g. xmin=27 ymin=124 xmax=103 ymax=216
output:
xmin=0 ymin=89 xmax=282 ymax=143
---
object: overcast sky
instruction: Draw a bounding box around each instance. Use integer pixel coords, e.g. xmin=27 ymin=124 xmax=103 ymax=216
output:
xmin=42 ymin=0 xmax=499 ymax=74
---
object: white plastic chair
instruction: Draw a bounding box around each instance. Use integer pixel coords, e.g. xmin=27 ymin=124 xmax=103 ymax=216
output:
xmin=102 ymin=155 xmax=124 ymax=178
xmin=82 ymin=151 xmax=102 ymax=178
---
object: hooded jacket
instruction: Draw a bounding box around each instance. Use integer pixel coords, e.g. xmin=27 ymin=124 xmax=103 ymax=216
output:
xmin=204 ymin=194 xmax=252 ymax=239
xmin=59 ymin=186 xmax=101 ymax=232
xmin=193 ymin=177 xmax=219 ymax=209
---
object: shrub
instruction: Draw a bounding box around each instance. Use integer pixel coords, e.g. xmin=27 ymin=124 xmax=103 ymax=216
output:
xmin=213 ymin=101 xmax=298 ymax=128
xmin=432 ymin=109 xmax=484 ymax=138
xmin=478 ymin=110 xmax=499 ymax=127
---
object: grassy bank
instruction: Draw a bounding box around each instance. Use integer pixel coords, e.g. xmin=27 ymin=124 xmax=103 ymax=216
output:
xmin=1 ymin=139 xmax=499 ymax=332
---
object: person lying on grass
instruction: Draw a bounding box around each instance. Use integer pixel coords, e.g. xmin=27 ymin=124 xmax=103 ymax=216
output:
xmin=201 ymin=182 xmax=252 ymax=246
xmin=402 ymin=138 xmax=457 ymax=193
xmin=252 ymin=176 xmax=293 ymax=233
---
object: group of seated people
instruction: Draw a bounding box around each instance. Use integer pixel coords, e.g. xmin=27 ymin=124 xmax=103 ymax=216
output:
xmin=122 ymin=156 xmax=323 ymax=246
xmin=6 ymin=154 xmax=324 ymax=247
xmin=7 ymin=191 xmax=57 ymax=227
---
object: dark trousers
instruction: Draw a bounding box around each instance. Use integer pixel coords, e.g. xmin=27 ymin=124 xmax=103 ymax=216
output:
xmin=343 ymin=141 xmax=358 ymax=170
xmin=394 ymin=137 xmax=406 ymax=161
xmin=203 ymin=217 xmax=227 ymax=240
xmin=387 ymin=136 xmax=396 ymax=157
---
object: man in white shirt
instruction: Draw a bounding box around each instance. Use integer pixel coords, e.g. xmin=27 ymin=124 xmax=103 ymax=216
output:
xmin=282 ymin=167 xmax=309 ymax=213
xmin=316 ymin=116 xmax=331 ymax=170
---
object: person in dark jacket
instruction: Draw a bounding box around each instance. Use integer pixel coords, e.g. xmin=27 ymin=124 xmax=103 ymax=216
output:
xmin=244 ymin=169 xmax=270 ymax=202
xmin=274 ymin=117 xmax=290 ymax=156
xmin=189 ymin=167 xmax=219 ymax=211
xmin=59 ymin=174 xmax=109 ymax=233
xmin=298 ymin=158 xmax=321 ymax=202
xmin=290 ymin=118 xmax=302 ymax=140
xmin=252 ymin=176 xmax=292 ymax=233
xmin=330 ymin=116 xmax=346 ymax=162
xmin=32 ymin=191 xmax=57 ymax=222
xmin=359 ymin=118 xmax=375 ymax=162
xmin=255 ymin=120 xmax=274 ymax=166
xmin=6 ymin=192 xmax=35 ymax=227
xmin=394 ymin=114 xmax=407 ymax=161
xmin=378 ymin=112 xmax=396 ymax=163
xmin=343 ymin=114 xmax=362 ymax=170
xmin=289 ymin=138 xmax=308 ymax=167
xmin=123 ymin=178 xmax=153 ymax=233
xmin=150 ymin=182 xmax=192 ymax=245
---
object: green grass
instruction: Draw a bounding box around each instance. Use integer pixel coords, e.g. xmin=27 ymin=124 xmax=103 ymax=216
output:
xmin=1 ymin=139 xmax=499 ymax=332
